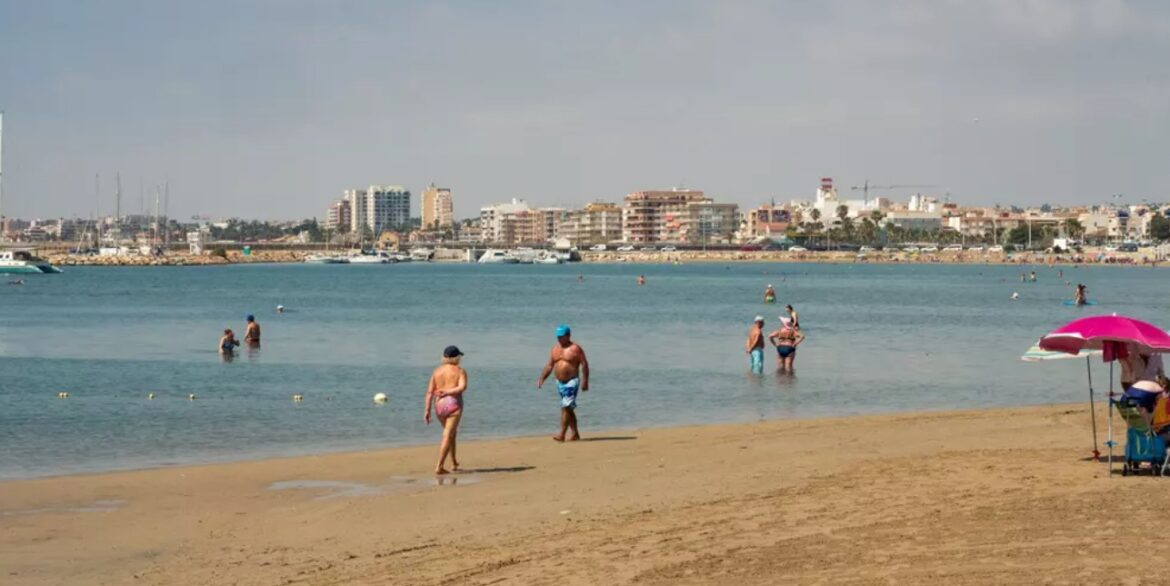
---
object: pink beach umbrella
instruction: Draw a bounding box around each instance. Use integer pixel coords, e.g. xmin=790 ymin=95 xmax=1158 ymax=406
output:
xmin=1038 ymin=315 xmax=1170 ymax=358
xmin=1037 ymin=314 xmax=1170 ymax=473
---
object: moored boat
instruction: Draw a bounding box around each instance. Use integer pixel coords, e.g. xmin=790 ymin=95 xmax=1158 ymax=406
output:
xmin=0 ymin=250 xmax=62 ymax=274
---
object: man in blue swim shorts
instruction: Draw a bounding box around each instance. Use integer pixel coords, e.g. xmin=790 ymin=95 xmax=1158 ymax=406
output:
xmin=537 ymin=324 xmax=590 ymax=442
xmin=745 ymin=316 xmax=765 ymax=374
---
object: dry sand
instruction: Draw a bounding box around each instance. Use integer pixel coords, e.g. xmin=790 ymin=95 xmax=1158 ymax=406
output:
xmin=2 ymin=404 xmax=1165 ymax=585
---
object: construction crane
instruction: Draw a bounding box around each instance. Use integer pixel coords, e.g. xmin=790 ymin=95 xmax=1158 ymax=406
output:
xmin=850 ymin=180 xmax=937 ymax=207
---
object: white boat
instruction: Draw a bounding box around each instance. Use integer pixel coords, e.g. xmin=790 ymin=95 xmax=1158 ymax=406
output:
xmin=477 ymin=249 xmax=520 ymax=264
xmin=347 ymin=251 xmax=393 ymax=264
xmin=410 ymin=248 xmax=434 ymax=261
xmin=534 ymin=254 xmax=562 ymax=264
xmin=304 ymin=254 xmax=348 ymax=264
xmin=0 ymin=250 xmax=62 ymax=274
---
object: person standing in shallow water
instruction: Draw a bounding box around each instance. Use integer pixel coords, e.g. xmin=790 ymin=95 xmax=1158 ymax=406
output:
xmin=746 ymin=316 xmax=765 ymax=374
xmin=424 ymin=346 xmax=468 ymax=475
xmin=244 ymin=314 xmax=261 ymax=347
xmin=537 ymin=325 xmax=589 ymax=442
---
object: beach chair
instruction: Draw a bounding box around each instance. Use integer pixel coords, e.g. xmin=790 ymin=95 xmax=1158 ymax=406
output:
xmin=1112 ymin=395 xmax=1168 ymax=476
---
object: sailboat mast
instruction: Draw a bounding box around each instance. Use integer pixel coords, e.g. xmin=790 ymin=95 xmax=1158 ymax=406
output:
xmin=163 ymin=181 xmax=169 ymax=247
xmin=115 ymin=172 xmax=122 ymax=226
xmin=0 ymin=111 xmax=5 ymax=241
xmin=95 ymin=173 xmax=102 ymax=246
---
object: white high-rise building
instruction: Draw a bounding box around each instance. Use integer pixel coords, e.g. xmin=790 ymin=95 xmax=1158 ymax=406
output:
xmin=349 ymin=185 xmax=411 ymax=236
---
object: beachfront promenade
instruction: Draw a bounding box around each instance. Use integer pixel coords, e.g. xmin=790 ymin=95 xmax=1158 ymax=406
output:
xmin=1 ymin=403 xmax=1161 ymax=585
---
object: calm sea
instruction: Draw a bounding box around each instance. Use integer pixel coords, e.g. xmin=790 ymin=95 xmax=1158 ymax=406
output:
xmin=0 ymin=261 xmax=1163 ymax=480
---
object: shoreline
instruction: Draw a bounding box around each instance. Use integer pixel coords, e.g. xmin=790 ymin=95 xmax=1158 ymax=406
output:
xmin=36 ymin=247 xmax=1164 ymax=268
xmin=7 ymin=402 xmax=1167 ymax=585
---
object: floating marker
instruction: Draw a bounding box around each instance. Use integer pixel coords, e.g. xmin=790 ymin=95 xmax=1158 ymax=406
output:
xmin=373 ymin=392 xmax=388 ymax=404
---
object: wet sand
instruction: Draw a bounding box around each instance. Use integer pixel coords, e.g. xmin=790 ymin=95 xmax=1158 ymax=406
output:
xmin=2 ymin=403 xmax=1165 ymax=585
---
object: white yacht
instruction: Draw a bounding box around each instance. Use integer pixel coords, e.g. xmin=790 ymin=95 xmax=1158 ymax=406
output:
xmin=347 ymin=251 xmax=393 ymax=264
xmin=477 ymin=249 xmax=520 ymax=264
xmin=304 ymin=254 xmax=348 ymax=264
xmin=0 ymin=250 xmax=62 ymax=274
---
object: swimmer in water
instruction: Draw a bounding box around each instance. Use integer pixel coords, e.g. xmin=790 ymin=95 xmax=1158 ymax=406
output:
xmin=1012 ymin=292 xmax=1020 ymax=300
xmin=424 ymin=345 xmax=468 ymax=474
xmin=1030 ymin=271 xmax=1037 ymax=282
xmin=764 ymin=284 xmax=776 ymax=303
xmin=219 ymin=329 xmax=239 ymax=354
xmin=244 ymin=314 xmax=261 ymax=347
xmin=276 ymin=305 xmax=285 ymax=314
xmin=637 ymin=275 xmax=646 ymax=286
xmin=1074 ymin=283 xmax=1087 ymax=306
xmin=785 ymin=304 xmax=801 ymax=329
xmin=537 ymin=325 xmax=590 ymax=442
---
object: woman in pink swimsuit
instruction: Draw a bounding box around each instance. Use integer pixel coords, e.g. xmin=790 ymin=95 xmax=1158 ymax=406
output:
xmin=423 ymin=345 xmax=469 ymax=475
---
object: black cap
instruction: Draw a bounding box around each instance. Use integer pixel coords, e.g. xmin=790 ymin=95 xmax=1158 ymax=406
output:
xmin=443 ymin=345 xmax=463 ymax=358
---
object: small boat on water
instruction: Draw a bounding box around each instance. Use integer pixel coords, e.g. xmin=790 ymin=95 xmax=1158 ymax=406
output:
xmin=346 ymin=251 xmax=394 ymax=264
xmin=0 ymin=250 xmax=62 ymax=274
xmin=410 ymin=248 xmax=434 ymax=262
xmin=304 ymin=254 xmax=348 ymax=264
xmin=477 ymin=249 xmax=520 ymax=264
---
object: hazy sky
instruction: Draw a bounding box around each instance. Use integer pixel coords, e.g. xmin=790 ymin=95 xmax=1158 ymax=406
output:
xmin=1 ymin=0 xmax=1168 ymax=220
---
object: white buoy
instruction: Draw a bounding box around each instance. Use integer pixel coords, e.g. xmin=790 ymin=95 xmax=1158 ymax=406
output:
xmin=373 ymin=392 xmax=388 ymax=404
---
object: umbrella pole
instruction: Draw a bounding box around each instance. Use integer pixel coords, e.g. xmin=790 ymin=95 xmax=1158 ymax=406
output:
xmin=1108 ymin=360 xmax=1114 ymax=476
xmin=1087 ymin=357 xmax=1100 ymax=461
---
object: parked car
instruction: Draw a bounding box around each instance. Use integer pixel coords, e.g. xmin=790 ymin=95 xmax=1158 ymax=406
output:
xmin=660 ymin=245 xmax=677 ymax=252
xmin=987 ymin=245 xmax=1004 ymax=253
xmin=788 ymin=246 xmax=808 ymax=252
xmin=739 ymin=244 xmax=762 ymax=251
xmin=859 ymin=246 xmax=875 ymax=253
xmin=1119 ymin=243 xmax=1139 ymax=252
xmin=589 ymin=244 xmax=607 ymax=251
xmin=922 ymin=246 xmax=939 ymax=253
xmin=639 ymin=246 xmax=658 ymax=251
xmin=943 ymin=245 xmax=963 ymax=252
xmin=616 ymin=245 xmax=636 ymax=252
xmin=903 ymin=246 xmax=920 ymax=253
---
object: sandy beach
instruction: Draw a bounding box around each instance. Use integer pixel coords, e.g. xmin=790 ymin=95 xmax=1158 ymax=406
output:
xmin=3 ymin=403 xmax=1166 ymax=585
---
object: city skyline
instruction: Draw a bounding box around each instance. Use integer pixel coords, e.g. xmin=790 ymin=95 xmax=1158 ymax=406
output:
xmin=1 ymin=1 xmax=1168 ymax=220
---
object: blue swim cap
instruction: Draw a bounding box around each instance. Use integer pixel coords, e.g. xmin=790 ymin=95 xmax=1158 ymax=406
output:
xmin=555 ymin=324 xmax=571 ymax=337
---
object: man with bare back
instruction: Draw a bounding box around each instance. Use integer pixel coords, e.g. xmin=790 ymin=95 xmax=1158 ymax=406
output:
xmin=537 ymin=324 xmax=590 ymax=442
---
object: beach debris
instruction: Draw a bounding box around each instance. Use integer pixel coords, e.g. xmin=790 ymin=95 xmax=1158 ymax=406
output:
xmin=57 ymin=391 xmax=69 ymax=399
xmin=188 ymin=393 xmax=197 ymax=400
xmin=293 ymin=393 xmax=304 ymax=402
xmin=373 ymin=392 xmax=388 ymax=404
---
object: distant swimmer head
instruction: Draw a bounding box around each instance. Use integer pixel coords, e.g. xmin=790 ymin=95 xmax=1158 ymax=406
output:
xmin=555 ymin=324 xmax=571 ymax=338
xmin=753 ymin=316 xmax=764 ymax=324
xmin=246 ymin=314 xmax=255 ymax=322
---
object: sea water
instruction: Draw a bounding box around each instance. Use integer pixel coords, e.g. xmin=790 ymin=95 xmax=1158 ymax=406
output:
xmin=0 ymin=261 xmax=1164 ymax=479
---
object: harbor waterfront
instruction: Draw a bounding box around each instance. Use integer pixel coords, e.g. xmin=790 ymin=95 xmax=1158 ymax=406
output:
xmin=1 ymin=261 xmax=1163 ymax=481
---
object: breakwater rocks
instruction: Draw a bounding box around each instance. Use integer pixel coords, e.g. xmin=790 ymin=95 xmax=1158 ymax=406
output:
xmin=48 ymin=250 xmax=309 ymax=267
